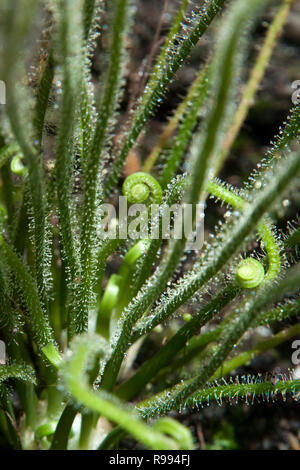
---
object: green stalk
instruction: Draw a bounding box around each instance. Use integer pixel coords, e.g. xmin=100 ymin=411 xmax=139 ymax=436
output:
xmin=1 ymin=163 xmax=15 ymax=229
xmin=143 ymin=64 xmax=209 ymax=174
xmin=285 ymin=227 xmax=300 ymax=247
xmin=216 ymin=0 xmax=294 ymax=173
xmin=79 ymin=412 xmax=95 ymax=450
xmin=143 ymin=0 xmax=189 ymax=97
xmin=140 ymin=379 xmax=300 ymax=417
xmin=0 ymin=363 xmax=36 ymax=385
xmin=142 ymin=0 xmax=191 ymax=173
xmin=1 ymin=1 xmax=50 ymax=305
xmin=83 ymin=0 xmax=96 ymax=42
xmin=34 ymin=49 xmax=55 ymax=146
xmin=213 ymin=322 xmax=300 ymax=380
xmin=159 ymin=65 xmax=210 ymax=188
xmin=186 ymin=379 xmax=300 ymax=409
xmin=77 ymin=0 xmax=133 ymax=336
xmin=0 ymin=238 xmax=57 ymax=354
xmin=50 ymin=404 xmax=78 ymax=450
xmin=54 ymin=0 xmax=84 ymax=337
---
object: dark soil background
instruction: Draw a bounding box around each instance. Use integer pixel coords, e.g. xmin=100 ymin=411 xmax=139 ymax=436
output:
xmin=95 ymin=1 xmax=300 ymax=449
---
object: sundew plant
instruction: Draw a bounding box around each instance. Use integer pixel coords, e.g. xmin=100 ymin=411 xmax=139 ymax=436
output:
xmin=0 ymin=0 xmax=299 ymax=451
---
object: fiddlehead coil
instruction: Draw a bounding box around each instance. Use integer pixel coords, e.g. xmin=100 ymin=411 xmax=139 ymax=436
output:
xmin=123 ymin=172 xmax=163 ymax=205
xmin=235 ymin=257 xmax=265 ymax=288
